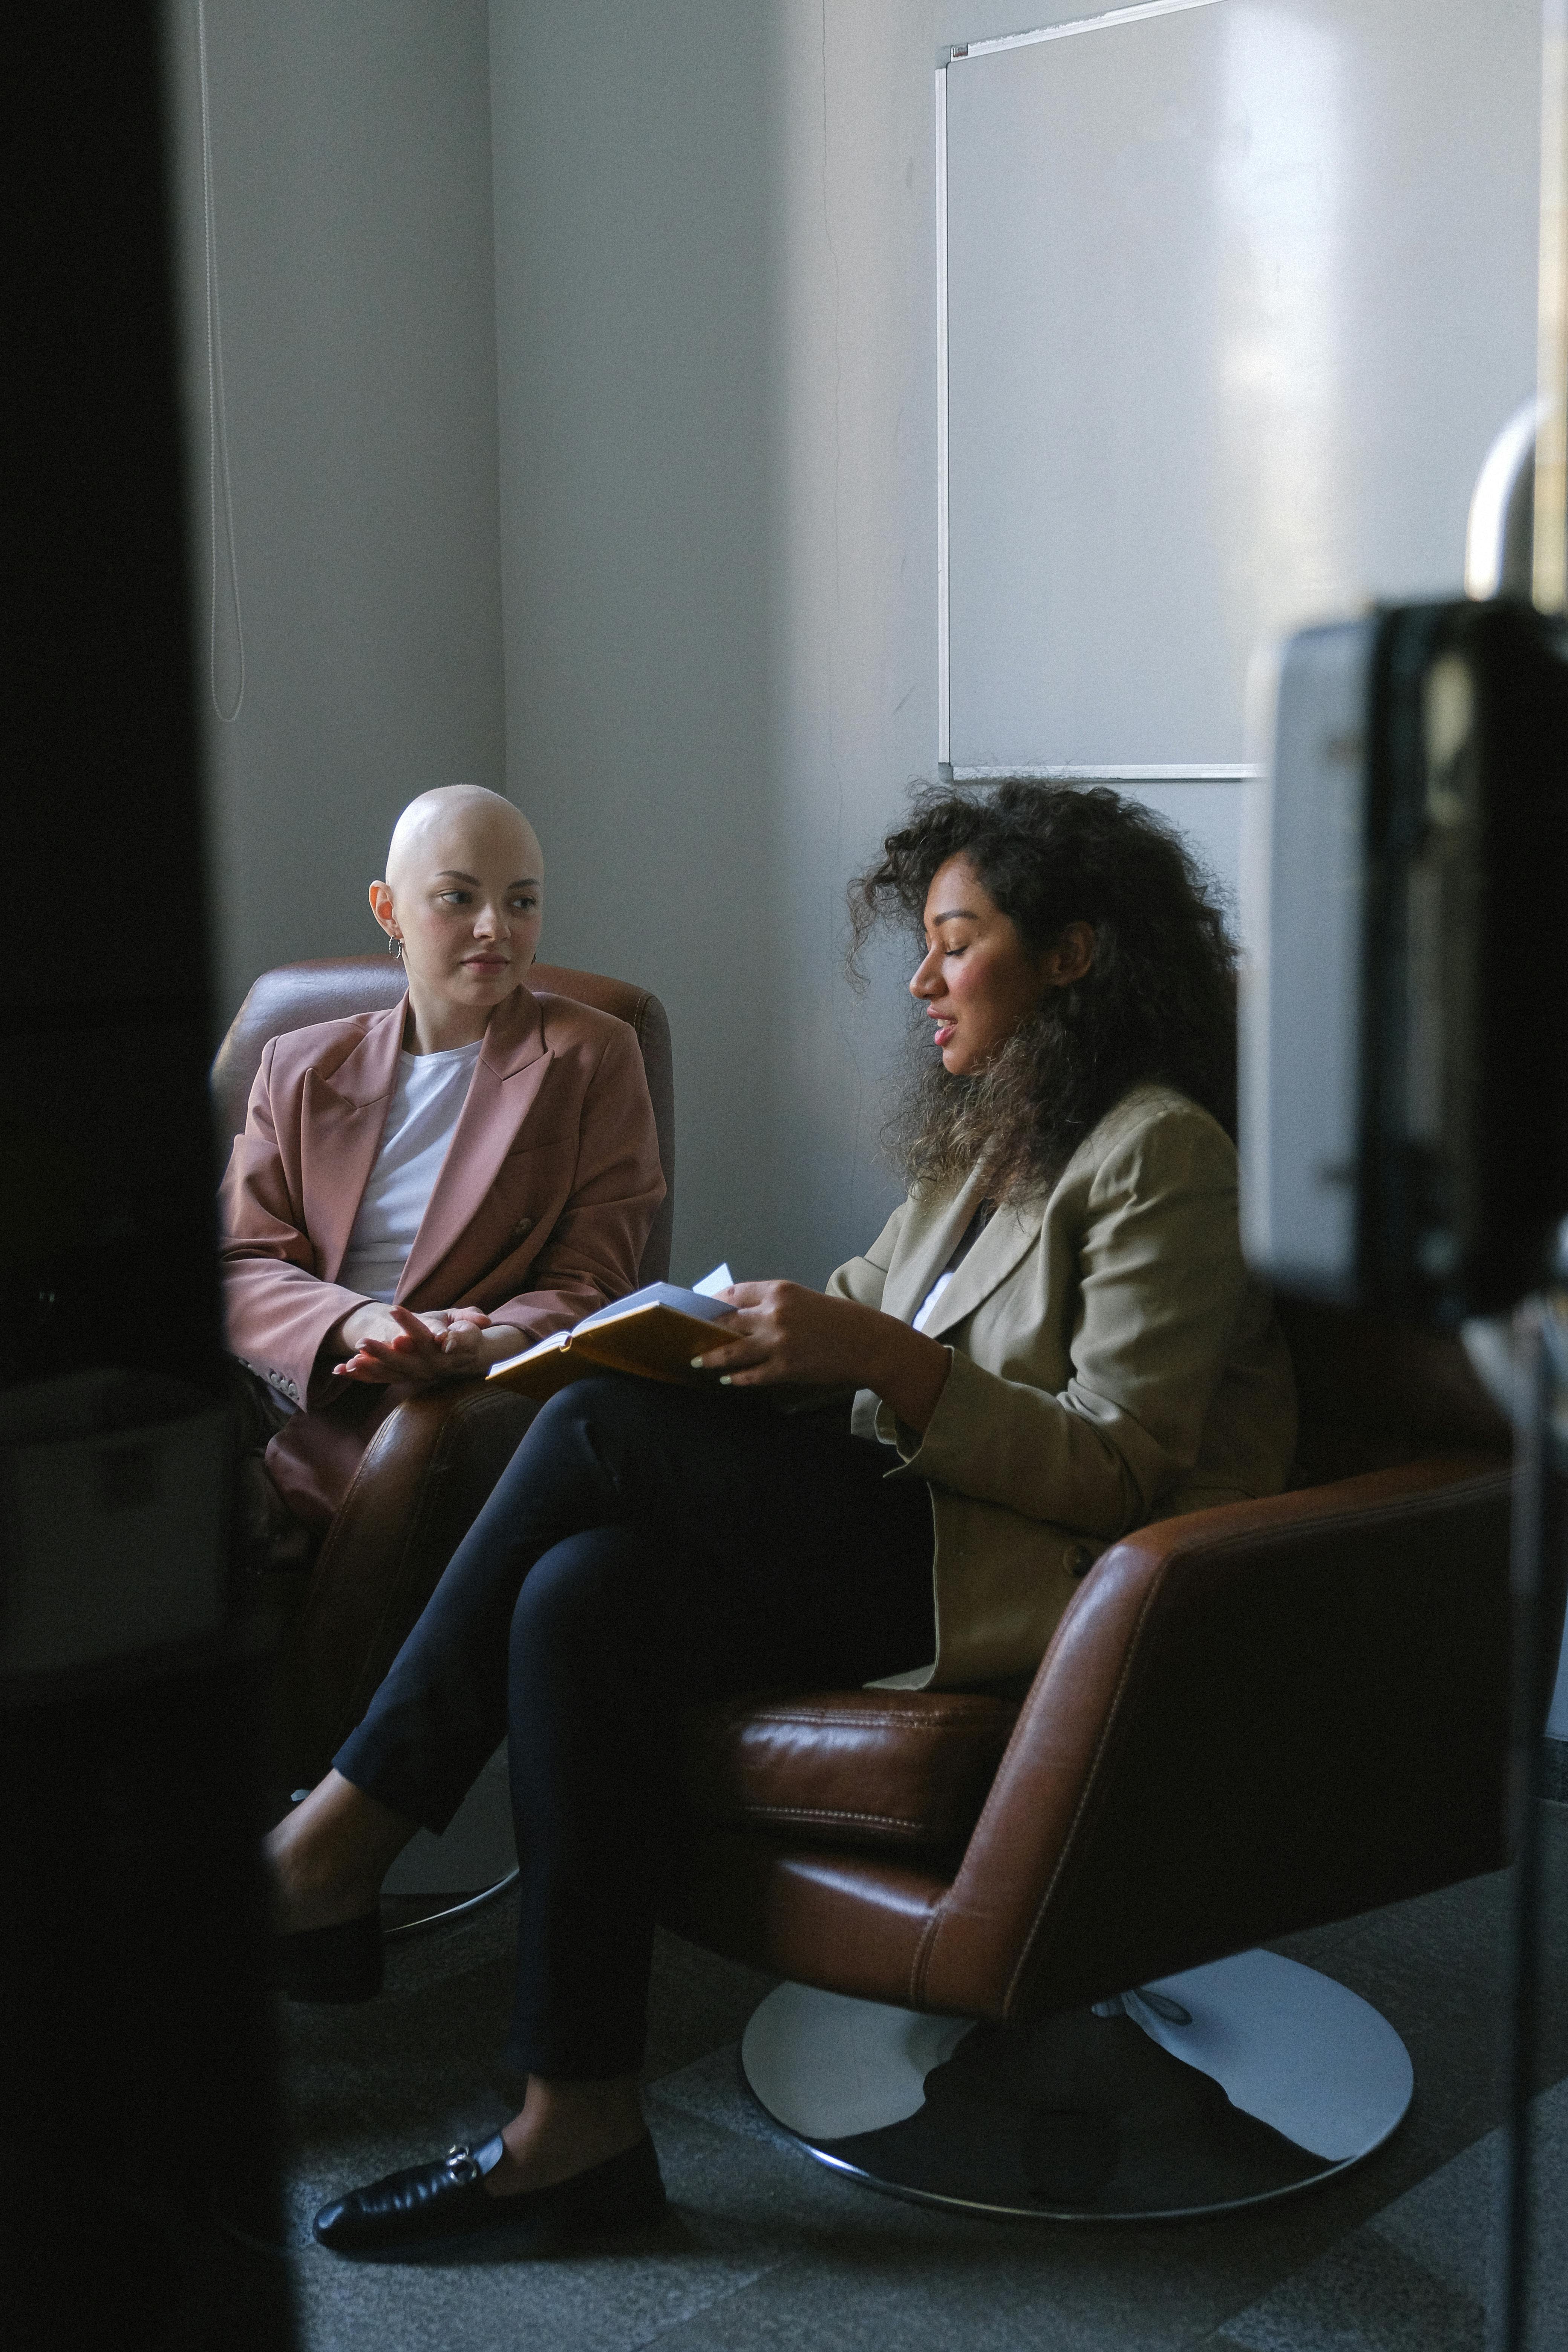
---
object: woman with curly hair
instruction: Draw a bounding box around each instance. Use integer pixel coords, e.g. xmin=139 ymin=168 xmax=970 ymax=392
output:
xmin=269 ymin=779 xmax=1295 ymax=2258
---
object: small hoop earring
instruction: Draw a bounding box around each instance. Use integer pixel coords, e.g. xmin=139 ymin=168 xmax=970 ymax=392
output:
xmin=387 ymin=933 xmax=402 ymax=959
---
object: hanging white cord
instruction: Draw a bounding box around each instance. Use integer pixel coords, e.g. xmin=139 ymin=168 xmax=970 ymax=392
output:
xmin=198 ymin=0 xmax=245 ymax=721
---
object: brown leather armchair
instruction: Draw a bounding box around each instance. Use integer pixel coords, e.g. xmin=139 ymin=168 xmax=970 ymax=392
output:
xmin=665 ymin=1300 xmax=1516 ymax=2219
xmin=211 ymin=956 xmax=674 ymax=1794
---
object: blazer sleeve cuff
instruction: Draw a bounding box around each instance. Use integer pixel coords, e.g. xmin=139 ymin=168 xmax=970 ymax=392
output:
xmin=873 ymin=1345 xmax=961 ymax=1471
xmin=873 ymin=1349 xmax=1145 ymax=1534
xmin=298 ymin=1282 xmax=379 ymax=1407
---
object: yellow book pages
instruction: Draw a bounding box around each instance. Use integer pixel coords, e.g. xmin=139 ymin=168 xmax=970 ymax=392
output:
xmin=486 ymin=1302 xmax=729 ymax=1401
xmin=484 ymin=1336 xmax=587 ymax=1403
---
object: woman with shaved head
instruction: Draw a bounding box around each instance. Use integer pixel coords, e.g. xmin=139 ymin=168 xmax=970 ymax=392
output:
xmin=219 ymin=782 xmax=663 ymax=1570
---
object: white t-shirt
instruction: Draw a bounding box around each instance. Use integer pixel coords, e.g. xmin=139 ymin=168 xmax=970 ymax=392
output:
xmin=913 ymin=1269 xmax=956 ymax=1334
xmin=338 ymin=1041 xmax=483 ymax=1302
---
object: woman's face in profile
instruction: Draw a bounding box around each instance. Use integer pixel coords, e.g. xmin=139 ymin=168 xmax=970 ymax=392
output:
xmin=910 ymin=853 xmax=1073 ymax=1078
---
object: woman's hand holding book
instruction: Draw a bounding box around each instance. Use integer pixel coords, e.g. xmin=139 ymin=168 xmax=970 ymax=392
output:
xmin=691 ymin=1283 xmax=950 ymax=1435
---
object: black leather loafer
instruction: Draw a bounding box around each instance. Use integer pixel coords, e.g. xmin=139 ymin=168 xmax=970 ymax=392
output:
xmin=275 ymin=1910 xmax=383 ymax=2004
xmin=312 ymin=2132 xmax=667 ymax=2258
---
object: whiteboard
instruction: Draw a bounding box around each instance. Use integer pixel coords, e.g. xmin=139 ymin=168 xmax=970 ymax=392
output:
xmin=938 ymin=0 xmax=1543 ymax=893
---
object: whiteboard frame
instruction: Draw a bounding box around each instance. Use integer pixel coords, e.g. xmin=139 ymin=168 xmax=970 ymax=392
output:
xmin=935 ymin=0 xmax=1234 ymax=782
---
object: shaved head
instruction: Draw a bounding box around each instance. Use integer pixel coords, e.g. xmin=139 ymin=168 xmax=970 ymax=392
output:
xmin=384 ymin=785 xmax=541 ymax=892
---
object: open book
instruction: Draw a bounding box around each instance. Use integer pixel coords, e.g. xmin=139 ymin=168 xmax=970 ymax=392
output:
xmin=486 ymin=1268 xmax=738 ymax=1402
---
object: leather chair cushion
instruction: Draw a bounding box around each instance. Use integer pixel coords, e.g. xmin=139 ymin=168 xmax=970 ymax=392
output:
xmin=680 ymin=1689 xmax=1020 ymax=1857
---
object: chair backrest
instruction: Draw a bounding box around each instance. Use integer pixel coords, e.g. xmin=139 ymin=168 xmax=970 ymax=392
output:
xmin=210 ymin=956 xmax=675 ymax=1285
xmin=1277 ymin=1294 xmax=1510 ymax=1484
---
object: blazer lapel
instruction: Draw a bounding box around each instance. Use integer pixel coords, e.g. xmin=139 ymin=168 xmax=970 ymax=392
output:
xmin=303 ymin=1003 xmax=408 ymax=1283
xmin=880 ymin=1166 xmax=994 ymax=1326
xmin=916 ymin=1193 xmax=1045 ymax=1340
xmin=396 ymin=985 xmax=551 ymax=1304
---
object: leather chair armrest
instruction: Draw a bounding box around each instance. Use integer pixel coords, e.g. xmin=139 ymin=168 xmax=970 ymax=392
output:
xmin=275 ymin=1381 xmax=536 ymax=1786
xmin=914 ymin=1455 xmax=1514 ymax=2022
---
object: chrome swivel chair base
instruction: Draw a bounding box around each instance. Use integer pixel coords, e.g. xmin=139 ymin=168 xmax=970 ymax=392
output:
xmin=290 ymin=1754 xmax=522 ymax=1942
xmin=381 ymin=1868 xmax=519 ymax=1941
xmin=375 ymin=1744 xmax=519 ymax=1941
xmin=740 ymin=1949 xmax=1413 ymax=2221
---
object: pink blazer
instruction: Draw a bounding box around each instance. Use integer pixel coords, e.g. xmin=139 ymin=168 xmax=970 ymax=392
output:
xmin=219 ymin=983 xmax=664 ymax=1527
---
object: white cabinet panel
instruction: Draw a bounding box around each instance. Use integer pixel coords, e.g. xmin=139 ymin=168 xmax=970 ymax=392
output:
xmin=944 ymin=0 xmax=1542 ymax=772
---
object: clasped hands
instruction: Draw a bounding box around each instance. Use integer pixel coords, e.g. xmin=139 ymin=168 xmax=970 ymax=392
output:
xmin=691 ymin=1282 xmax=951 ymax=1437
xmin=329 ymin=1302 xmax=518 ymax=1387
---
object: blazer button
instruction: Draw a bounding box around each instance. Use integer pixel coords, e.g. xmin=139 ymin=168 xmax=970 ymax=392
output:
xmin=1063 ymin=1542 xmax=1094 ymax=1579
xmin=512 ymin=1215 xmax=534 ymax=1238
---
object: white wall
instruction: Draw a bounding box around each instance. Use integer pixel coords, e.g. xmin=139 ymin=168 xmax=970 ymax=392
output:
xmin=488 ymin=2 xmax=776 ymax=1280
xmin=489 ymin=0 xmax=960 ymax=1285
xmin=164 ymin=0 xmax=507 ymax=1025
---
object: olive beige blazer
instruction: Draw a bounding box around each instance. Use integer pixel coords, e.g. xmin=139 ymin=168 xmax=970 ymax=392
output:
xmin=825 ymin=1083 xmax=1296 ymax=1688
xmin=219 ymin=983 xmax=663 ymax=1527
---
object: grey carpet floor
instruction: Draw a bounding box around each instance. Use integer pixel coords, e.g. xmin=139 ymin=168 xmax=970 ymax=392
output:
xmin=1214 ymin=2078 xmax=1567 ymax=2352
xmin=274 ymin=1807 xmax=1567 ymax=2352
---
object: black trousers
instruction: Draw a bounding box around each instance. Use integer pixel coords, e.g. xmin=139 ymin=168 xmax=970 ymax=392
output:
xmin=334 ymin=1375 xmax=936 ymax=2079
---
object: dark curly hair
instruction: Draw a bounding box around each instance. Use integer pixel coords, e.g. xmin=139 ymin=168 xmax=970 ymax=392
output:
xmin=849 ymin=780 xmax=1237 ymax=1201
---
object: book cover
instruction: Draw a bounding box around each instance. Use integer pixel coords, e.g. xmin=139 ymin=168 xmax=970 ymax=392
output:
xmin=486 ymin=1278 xmax=739 ymax=1402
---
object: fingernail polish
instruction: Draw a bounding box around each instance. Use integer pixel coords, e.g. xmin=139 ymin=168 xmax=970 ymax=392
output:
xmin=718 ymin=1375 xmax=733 ymax=1387
xmin=689 ymin=1357 xmax=705 ymax=1370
